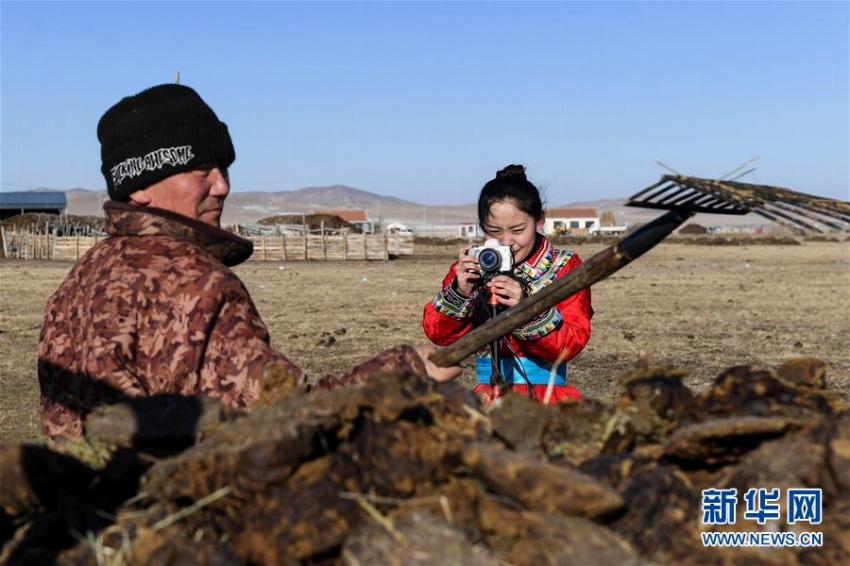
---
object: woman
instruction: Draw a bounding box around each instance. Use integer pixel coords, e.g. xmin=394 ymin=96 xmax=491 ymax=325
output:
xmin=422 ymin=164 xmax=593 ymax=404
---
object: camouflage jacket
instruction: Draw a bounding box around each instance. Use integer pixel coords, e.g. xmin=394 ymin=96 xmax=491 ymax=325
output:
xmin=38 ymin=202 xmax=426 ymax=441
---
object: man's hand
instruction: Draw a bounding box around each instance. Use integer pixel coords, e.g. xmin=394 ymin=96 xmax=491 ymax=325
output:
xmin=414 ymin=344 xmax=462 ymax=382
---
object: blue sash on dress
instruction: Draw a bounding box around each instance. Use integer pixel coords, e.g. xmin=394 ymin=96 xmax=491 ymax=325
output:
xmin=476 ymin=355 xmax=567 ymax=386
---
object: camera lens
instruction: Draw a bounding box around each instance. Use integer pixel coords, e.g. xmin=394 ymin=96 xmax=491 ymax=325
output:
xmin=478 ymin=248 xmax=500 ymax=272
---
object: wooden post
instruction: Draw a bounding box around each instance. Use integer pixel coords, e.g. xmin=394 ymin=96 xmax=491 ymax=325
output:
xmin=0 ymin=226 xmax=6 ymax=259
xmin=321 ymin=221 xmax=326 ymax=259
xmin=281 ymin=234 xmax=286 ymax=261
xmin=76 ymin=234 xmax=80 ymax=261
xmin=302 ymin=215 xmax=308 ymax=260
xmin=262 ymin=235 xmax=267 ymax=261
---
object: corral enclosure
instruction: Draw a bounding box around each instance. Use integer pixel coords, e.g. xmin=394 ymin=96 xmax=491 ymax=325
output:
xmin=1 ymin=238 xmax=848 ymax=442
xmin=0 ymin=229 xmax=413 ymax=262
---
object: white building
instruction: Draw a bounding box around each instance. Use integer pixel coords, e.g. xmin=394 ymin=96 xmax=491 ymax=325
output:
xmin=543 ymin=207 xmax=599 ymax=235
xmin=458 ymin=221 xmax=479 ymax=239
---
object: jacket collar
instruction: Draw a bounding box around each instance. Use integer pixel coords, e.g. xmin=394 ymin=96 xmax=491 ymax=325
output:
xmin=515 ymin=234 xmax=554 ymax=280
xmin=103 ymin=201 xmax=254 ymax=267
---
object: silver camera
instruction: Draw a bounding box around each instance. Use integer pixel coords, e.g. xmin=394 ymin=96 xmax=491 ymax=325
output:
xmin=469 ymin=240 xmax=513 ymax=275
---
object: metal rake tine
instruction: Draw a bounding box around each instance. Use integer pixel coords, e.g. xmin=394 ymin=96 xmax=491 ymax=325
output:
xmin=762 ymin=201 xmax=846 ymax=232
xmin=719 ymin=156 xmax=761 ymax=181
xmin=629 ymin=175 xmax=850 ymax=223
xmin=627 ymin=178 xmax=671 ymax=204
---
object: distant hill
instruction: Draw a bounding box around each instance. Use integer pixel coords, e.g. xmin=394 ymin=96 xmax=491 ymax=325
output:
xmin=561 ymin=198 xmax=625 ymax=210
xmin=63 ymin=189 xmax=107 ymax=217
xmin=59 ymin=185 xmax=425 ymax=225
xmin=281 ymin=185 xmax=418 ymax=208
xmin=48 ymin=185 xmax=774 ymax=230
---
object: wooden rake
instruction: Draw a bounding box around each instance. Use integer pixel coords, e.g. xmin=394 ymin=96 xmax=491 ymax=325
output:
xmin=430 ymin=175 xmax=850 ymax=368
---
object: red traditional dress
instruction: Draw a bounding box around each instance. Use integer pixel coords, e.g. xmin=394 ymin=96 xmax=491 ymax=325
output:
xmin=423 ymin=234 xmax=593 ymax=405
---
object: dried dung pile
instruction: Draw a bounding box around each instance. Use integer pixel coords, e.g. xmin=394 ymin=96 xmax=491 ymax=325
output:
xmin=680 ymin=235 xmax=802 ymax=246
xmin=257 ymin=214 xmax=359 ymax=232
xmin=2 ymin=357 xmax=848 ymax=565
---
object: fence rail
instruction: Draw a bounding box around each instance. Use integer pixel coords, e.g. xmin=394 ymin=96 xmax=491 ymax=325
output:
xmin=244 ymin=233 xmax=413 ymax=261
xmin=0 ymin=227 xmax=413 ymax=262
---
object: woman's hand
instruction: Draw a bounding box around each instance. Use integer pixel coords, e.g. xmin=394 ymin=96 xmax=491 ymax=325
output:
xmin=454 ymin=245 xmax=480 ymax=297
xmin=485 ymin=275 xmax=524 ymax=308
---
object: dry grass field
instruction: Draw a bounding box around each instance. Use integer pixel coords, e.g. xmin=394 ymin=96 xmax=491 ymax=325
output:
xmin=1 ymin=238 xmax=848 ymax=443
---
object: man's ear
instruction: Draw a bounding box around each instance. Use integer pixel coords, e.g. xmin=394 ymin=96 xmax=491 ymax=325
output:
xmin=128 ymin=190 xmax=152 ymax=206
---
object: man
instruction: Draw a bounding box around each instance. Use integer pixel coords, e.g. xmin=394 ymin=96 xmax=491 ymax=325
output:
xmin=38 ymin=83 xmax=457 ymax=441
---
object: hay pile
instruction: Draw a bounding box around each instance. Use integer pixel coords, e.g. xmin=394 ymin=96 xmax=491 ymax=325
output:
xmin=257 ymin=214 xmax=359 ymax=232
xmin=2 ymin=357 xmax=847 ymax=565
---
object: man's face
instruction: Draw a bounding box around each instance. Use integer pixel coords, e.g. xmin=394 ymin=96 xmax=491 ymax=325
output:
xmin=130 ymin=164 xmax=230 ymax=227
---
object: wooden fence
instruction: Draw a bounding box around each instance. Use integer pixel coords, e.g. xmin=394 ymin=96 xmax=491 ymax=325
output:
xmin=0 ymin=230 xmax=103 ymax=261
xmin=0 ymin=227 xmax=413 ymax=262
xmin=245 ymin=233 xmax=413 ymax=261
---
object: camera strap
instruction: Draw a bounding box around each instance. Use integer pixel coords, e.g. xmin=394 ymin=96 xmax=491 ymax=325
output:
xmin=483 ymin=301 xmax=511 ymax=393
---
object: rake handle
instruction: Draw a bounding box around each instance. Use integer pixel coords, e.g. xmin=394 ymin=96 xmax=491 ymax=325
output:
xmin=429 ymin=208 xmax=694 ymax=368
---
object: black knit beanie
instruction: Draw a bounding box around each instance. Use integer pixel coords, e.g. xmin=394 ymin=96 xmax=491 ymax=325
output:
xmin=97 ymin=84 xmax=235 ymax=201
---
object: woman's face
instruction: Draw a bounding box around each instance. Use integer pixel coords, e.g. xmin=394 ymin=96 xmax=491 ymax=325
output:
xmin=481 ymin=200 xmax=544 ymax=264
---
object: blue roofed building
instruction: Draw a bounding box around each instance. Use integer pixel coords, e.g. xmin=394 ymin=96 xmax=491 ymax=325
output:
xmin=0 ymin=191 xmax=68 ymax=220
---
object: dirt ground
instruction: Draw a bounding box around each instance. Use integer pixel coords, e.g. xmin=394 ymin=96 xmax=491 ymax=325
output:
xmin=1 ymin=238 xmax=848 ymax=443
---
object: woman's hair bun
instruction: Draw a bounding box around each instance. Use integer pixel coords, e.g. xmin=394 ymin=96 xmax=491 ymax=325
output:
xmin=496 ymin=164 xmax=527 ymax=181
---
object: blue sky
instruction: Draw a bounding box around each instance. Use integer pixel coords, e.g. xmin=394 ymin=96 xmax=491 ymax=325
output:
xmin=2 ymin=1 xmax=848 ymax=205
